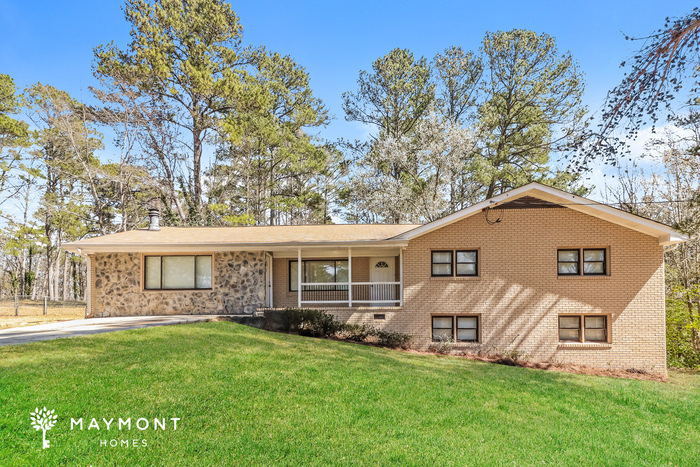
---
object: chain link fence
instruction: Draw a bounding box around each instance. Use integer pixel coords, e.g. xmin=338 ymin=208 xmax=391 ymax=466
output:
xmin=0 ymin=296 xmax=86 ymax=318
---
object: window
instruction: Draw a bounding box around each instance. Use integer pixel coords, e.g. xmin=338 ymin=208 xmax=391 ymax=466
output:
xmin=584 ymin=316 xmax=607 ymax=341
xmin=557 ymin=248 xmax=607 ymax=276
xmin=456 ymin=316 xmax=478 ymax=342
xmin=432 ymin=250 xmax=479 ymax=277
xmin=144 ymin=255 xmax=212 ymax=290
xmin=432 ymin=316 xmax=453 ymax=340
xmin=431 ymin=251 xmax=453 ymax=276
xmin=558 ymin=316 xmax=580 ymax=341
xmin=432 ymin=316 xmax=479 ymax=342
xmin=558 ymin=315 xmax=608 ymax=343
xmin=289 ymin=260 xmax=349 ymax=291
xmin=557 ymin=250 xmax=580 ymax=275
xmin=456 ymin=250 xmax=478 ymax=276
xmin=583 ymin=249 xmax=606 ymax=275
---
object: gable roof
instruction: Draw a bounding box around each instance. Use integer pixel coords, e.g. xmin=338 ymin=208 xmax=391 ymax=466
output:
xmin=64 ymin=182 xmax=688 ymax=254
xmin=63 ymin=224 xmax=420 ymax=254
xmin=393 ymin=182 xmax=688 ymax=246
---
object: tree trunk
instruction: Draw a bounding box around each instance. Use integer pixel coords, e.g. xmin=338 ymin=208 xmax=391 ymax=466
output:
xmin=193 ymin=128 xmax=203 ymax=212
xmin=53 ymin=250 xmax=61 ymax=300
xmin=486 ymin=177 xmax=497 ymax=199
xmin=63 ymin=254 xmax=70 ymax=301
xmin=45 ymin=259 xmax=52 ymax=301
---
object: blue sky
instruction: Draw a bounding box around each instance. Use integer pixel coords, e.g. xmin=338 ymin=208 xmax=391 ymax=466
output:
xmin=0 ymin=0 xmax=697 ymax=194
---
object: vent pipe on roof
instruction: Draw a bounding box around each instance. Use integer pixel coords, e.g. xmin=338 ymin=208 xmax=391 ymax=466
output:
xmin=148 ymin=208 xmax=161 ymax=231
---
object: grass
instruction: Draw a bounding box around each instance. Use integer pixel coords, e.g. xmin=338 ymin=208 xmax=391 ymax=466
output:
xmin=1 ymin=322 xmax=699 ymax=466
xmin=0 ymin=314 xmax=85 ymax=330
xmin=0 ymin=304 xmax=85 ymax=329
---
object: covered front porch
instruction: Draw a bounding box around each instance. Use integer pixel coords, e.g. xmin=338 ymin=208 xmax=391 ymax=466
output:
xmin=267 ymin=246 xmax=404 ymax=308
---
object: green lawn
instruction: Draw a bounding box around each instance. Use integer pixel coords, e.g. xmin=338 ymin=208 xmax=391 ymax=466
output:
xmin=1 ymin=322 xmax=699 ymax=466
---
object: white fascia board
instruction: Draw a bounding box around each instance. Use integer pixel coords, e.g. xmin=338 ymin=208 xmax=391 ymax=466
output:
xmin=658 ymin=233 xmax=690 ymax=246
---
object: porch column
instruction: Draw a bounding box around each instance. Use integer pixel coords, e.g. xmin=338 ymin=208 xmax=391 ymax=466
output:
xmin=399 ymin=248 xmax=404 ymax=307
xmin=348 ymin=248 xmax=352 ymax=308
xmin=86 ymin=254 xmax=92 ymax=317
xmin=297 ymin=249 xmax=302 ymax=307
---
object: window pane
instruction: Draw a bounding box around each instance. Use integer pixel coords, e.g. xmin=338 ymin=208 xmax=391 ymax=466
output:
xmin=162 ymin=256 xmax=195 ymax=289
xmin=305 ymin=261 xmax=336 ymax=283
xmin=456 ymin=251 xmax=476 ymax=263
xmin=457 ymin=329 xmax=477 ymax=341
xmin=432 ymin=264 xmax=452 ymax=275
xmin=432 ymin=329 xmax=453 ymax=340
xmin=432 ymin=317 xmax=453 ymax=329
xmin=290 ymin=261 xmax=298 ymax=291
xmin=145 ymin=256 xmax=161 ymax=289
xmin=456 ymin=263 xmax=476 ymax=276
xmin=559 ymin=328 xmax=580 ymax=340
xmin=558 ymin=263 xmax=579 ymax=274
xmin=585 ymin=316 xmax=606 ymax=329
xmin=195 ymin=256 xmax=212 ymax=289
xmin=432 ymin=252 xmax=452 ymax=263
xmin=584 ymin=249 xmax=605 ymax=262
xmin=336 ymin=261 xmax=349 ymax=283
xmin=457 ymin=317 xmax=477 ymax=329
xmin=584 ymin=262 xmax=605 ymax=274
xmin=585 ymin=329 xmax=606 ymax=341
xmin=559 ymin=316 xmax=580 ymax=329
xmin=558 ymin=250 xmax=579 ymax=262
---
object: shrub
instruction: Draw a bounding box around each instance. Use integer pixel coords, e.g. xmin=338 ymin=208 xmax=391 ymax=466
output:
xmin=376 ymin=330 xmax=413 ymax=349
xmin=340 ymin=323 xmax=376 ymax=342
xmin=263 ymin=308 xmax=412 ymax=349
xmin=263 ymin=308 xmax=341 ymax=337
xmin=666 ymin=299 xmax=700 ymax=369
xmin=430 ymin=335 xmax=455 ymax=354
xmin=494 ymin=348 xmax=531 ymax=366
xmin=294 ymin=309 xmax=342 ymax=338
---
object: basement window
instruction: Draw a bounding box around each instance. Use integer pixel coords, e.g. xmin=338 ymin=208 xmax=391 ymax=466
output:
xmin=432 ymin=316 xmax=479 ymax=342
xmin=558 ymin=315 xmax=608 ymax=343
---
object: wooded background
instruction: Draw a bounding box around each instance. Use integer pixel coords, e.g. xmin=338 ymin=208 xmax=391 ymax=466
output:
xmin=0 ymin=1 xmax=698 ymax=365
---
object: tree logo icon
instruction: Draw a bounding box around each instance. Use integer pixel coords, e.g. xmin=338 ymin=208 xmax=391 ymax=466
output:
xmin=30 ymin=407 xmax=57 ymax=449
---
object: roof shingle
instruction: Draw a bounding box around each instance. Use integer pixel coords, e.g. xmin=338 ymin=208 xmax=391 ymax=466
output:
xmin=64 ymin=224 xmax=420 ymax=250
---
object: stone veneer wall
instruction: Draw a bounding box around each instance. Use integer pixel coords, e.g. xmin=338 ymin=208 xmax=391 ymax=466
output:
xmin=92 ymin=251 xmax=266 ymax=317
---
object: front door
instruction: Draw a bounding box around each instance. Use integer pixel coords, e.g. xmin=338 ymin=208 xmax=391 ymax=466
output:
xmin=370 ymin=257 xmax=396 ymax=306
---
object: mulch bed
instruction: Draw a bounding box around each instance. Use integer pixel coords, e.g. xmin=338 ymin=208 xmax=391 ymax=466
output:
xmin=443 ymin=352 xmax=668 ymax=382
xmin=335 ymin=336 xmax=667 ymax=382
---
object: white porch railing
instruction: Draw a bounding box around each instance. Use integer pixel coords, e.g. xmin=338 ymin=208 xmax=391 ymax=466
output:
xmin=295 ymin=247 xmax=404 ymax=307
xmin=299 ymin=282 xmax=401 ymax=306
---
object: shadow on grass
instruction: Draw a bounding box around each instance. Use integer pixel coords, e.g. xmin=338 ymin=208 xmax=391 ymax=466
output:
xmin=1 ymin=322 xmax=700 ymax=466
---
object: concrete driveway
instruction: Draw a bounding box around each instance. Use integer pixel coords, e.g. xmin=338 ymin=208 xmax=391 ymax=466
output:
xmin=0 ymin=315 xmax=228 ymax=346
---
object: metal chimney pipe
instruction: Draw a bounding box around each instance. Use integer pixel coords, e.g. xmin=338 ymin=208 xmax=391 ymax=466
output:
xmin=148 ymin=208 xmax=161 ymax=231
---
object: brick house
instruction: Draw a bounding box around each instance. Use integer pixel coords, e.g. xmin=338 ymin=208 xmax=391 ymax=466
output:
xmin=63 ymin=183 xmax=687 ymax=374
